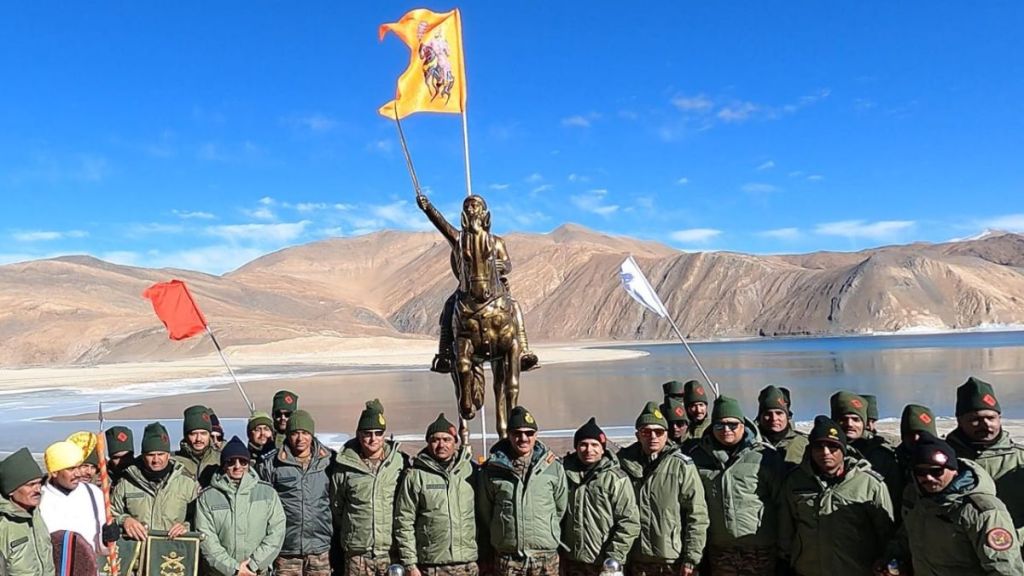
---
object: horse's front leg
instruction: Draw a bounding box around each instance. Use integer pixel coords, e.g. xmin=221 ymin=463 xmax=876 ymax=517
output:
xmin=454 ymin=336 xmax=476 ymax=421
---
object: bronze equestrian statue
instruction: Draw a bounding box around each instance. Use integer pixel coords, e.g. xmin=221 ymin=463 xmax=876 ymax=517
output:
xmin=417 ymin=191 xmax=538 ymax=442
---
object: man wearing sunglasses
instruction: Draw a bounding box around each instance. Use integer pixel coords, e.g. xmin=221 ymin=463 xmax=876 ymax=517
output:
xmin=258 ymin=410 xmax=334 ymax=576
xmin=779 ymin=416 xmax=893 ymax=575
xmin=196 ymin=437 xmax=285 ymax=576
xmin=690 ymin=396 xmax=782 ymax=575
xmin=478 ymin=406 xmax=566 ymax=576
xmin=756 ymin=385 xmax=807 ymax=469
xmin=395 ymin=413 xmax=477 ymax=576
xmin=618 ymin=401 xmax=707 ymax=576
xmin=830 ymin=391 xmax=902 ymax=512
xmin=945 ymin=377 xmax=1024 ymax=540
xmin=331 ymin=399 xmax=409 ymax=576
xmin=272 ymin=390 xmax=299 ymax=448
xmin=883 ymin=432 xmax=1022 ymax=575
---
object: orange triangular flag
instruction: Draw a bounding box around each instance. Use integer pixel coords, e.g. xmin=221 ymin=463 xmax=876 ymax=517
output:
xmin=142 ymin=280 xmax=208 ymax=340
xmin=378 ymin=8 xmax=467 ymax=119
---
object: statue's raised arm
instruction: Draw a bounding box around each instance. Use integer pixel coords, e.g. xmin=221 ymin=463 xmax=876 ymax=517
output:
xmin=416 ymin=192 xmax=459 ymax=248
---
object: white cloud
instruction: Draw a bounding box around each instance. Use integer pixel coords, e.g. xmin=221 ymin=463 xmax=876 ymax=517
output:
xmin=147 ymin=245 xmax=268 ymax=275
xmin=562 ymin=115 xmax=592 ymax=128
xmin=758 ymin=227 xmax=801 ymax=240
xmin=368 ymin=139 xmax=393 ymax=153
xmin=671 ymin=94 xmax=714 ymax=112
xmin=294 ymin=113 xmax=337 ymax=133
xmin=571 ymin=189 xmax=619 ymax=217
xmin=676 ymin=177 xmax=689 ymax=186
xmin=977 ymin=213 xmax=1024 ymax=232
xmin=756 ymin=160 xmax=775 ymax=171
xmin=172 ymin=209 xmax=215 ymax=220
xmin=814 ymin=219 xmax=915 ymax=240
xmin=806 ymin=174 xmax=824 ymax=182
xmin=295 ymin=202 xmax=328 ymax=212
xmin=717 ymin=101 xmax=759 ymax=123
xmin=245 ymin=207 xmax=276 ymax=220
xmin=669 ymin=228 xmax=722 ymax=243
xmin=741 ymin=182 xmax=779 ymax=194
xmin=206 ymin=221 xmax=311 ymax=243
xmin=320 ymin=227 xmax=345 ymax=237
xmin=334 ymin=203 xmax=354 ymax=211
xmin=525 ymin=173 xmax=544 ymax=184
xmin=126 ymin=223 xmax=184 ymax=236
xmin=258 ymin=197 xmax=275 ymax=206
xmin=489 ymin=183 xmax=510 ymax=191
xmin=12 ymin=230 xmax=88 ymax=242
xmin=532 ymin=184 xmax=553 ymax=194
xmin=363 ymin=201 xmax=434 ymax=231
xmin=568 ymin=173 xmax=590 ymax=183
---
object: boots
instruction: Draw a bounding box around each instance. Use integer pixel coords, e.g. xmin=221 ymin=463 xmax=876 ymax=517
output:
xmin=513 ymin=299 xmax=539 ymax=371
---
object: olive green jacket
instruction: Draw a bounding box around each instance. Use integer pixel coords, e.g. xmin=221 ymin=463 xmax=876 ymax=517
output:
xmin=174 ymin=441 xmax=222 ymax=488
xmin=0 ymin=499 xmax=54 ymax=576
xmin=331 ymin=439 xmax=408 ymax=558
xmin=850 ymin=431 xmax=903 ymax=514
xmin=779 ymin=456 xmax=894 ymax=575
xmin=947 ymin=428 xmax=1024 ymax=540
xmin=618 ymin=442 xmax=708 ymax=567
xmin=394 ymin=446 xmax=477 ymax=567
xmin=562 ymin=451 xmax=640 ymax=565
xmin=892 ymin=459 xmax=1023 ymax=575
xmin=689 ymin=421 xmax=784 ymax=551
xmin=477 ymin=440 xmax=567 ymax=558
xmin=195 ymin=470 xmax=286 ymax=576
xmin=762 ymin=426 xmax=809 ymax=469
xmin=111 ymin=459 xmax=199 ymax=532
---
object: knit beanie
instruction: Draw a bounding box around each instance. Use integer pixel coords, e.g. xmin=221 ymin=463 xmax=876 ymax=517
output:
xmin=287 ymin=410 xmax=316 ymax=435
xmin=84 ymin=447 xmax=99 ymax=468
xmin=105 ymin=426 xmax=134 ymax=457
xmin=711 ymin=395 xmax=745 ymax=422
xmin=45 ymin=441 xmax=84 ymax=474
xmin=574 ymin=417 xmax=606 ymax=446
xmin=273 ymin=390 xmax=299 ymax=413
xmin=141 ymin=422 xmax=172 ymax=454
xmin=830 ymin=391 xmax=868 ymax=422
xmin=683 ymin=380 xmax=709 ymax=406
xmin=863 ymin=394 xmax=879 ymax=421
xmin=900 ymin=404 xmax=937 ymax=439
xmin=955 ymin=376 xmax=1001 ymax=416
xmin=808 ymin=415 xmax=847 ymax=453
xmin=220 ymin=436 xmax=250 ymax=466
xmin=508 ymin=406 xmax=538 ymax=431
xmin=635 ymin=401 xmax=668 ymax=429
xmin=912 ymin=432 xmax=958 ymax=471
xmin=247 ymin=411 xmax=273 ymax=433
xmin=662 ymin=397 xmax=688 ymax=423
xmin=425 ymin=413 xmax=458 ymax=441
xmin=758 ymin=385 xmax=792 ymax=416
xmin=357 ymin=399 xmax=387 ymax=431
xmin=0 ymin=448 xmax=42 ymax=496
xmin=182 ymin=405 xmax=212 ymax=435
xmin=209 ymin=411 xmax=224 ymax=436
xmin=662 ymin=380 xmax=686 ymax=397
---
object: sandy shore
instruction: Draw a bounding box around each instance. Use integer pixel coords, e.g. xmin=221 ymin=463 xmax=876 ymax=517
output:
xmin=0 ymin=336 xmax=645 ymax=392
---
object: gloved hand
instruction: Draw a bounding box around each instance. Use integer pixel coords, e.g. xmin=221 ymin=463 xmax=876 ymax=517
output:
xmin=102 ymin=522 xmax=121 ymax=544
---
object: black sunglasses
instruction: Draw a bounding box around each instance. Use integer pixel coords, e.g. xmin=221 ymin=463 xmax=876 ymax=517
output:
xmin=511 ymin=430 xmax=536 ymax=438
xmin=913 ymin=466 xmax=945 ymax=479
xmin=713 ymin=422 xmax=742 ymax=432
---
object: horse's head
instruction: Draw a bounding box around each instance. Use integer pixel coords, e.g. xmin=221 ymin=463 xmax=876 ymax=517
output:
xmin=461 ymin=225 xmax=498 ymax=302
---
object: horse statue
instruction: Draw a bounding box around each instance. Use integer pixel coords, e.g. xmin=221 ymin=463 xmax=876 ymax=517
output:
xmin=417 ymin=192 xmax=536 ymax=444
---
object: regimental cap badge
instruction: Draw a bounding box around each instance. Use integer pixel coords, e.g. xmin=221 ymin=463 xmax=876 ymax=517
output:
xmin=851 ymin=398 xmax=864 ymax=409
xmin=116 ymin=432 xmax=128 ymax=442
xmin=674 ymin=406 xmax=685 ymax=417
xmin=933 ymin=451 xmax=949 ymax=466
xmin=919 ymin=413 xmax=933 ymax=424
xmin=828 ymin=427 xmax=840 ymax=440
xmin=696 ymin=386 xmax=705 ymax=396
xmin=777 ymin=397 xmax=787 ymax=406
xmin=202 ymin=412 xmax=211 ymax=422
xmin=524 ymin=413 xmax=535 ymax=425
xmin=599 ymin=433 xmax=606 ymax=443
xmin=653 ymin=409 xmax=663 ymax=420
xmin=983 ymin=394 xmax=997 ymax=407
xmin=285 ymin=395 xmax=295 ymax=405
xmin=378 ymin=414 xmax=386 ymax=426
xmin=448 ymin=426 xmax=457 ymax=437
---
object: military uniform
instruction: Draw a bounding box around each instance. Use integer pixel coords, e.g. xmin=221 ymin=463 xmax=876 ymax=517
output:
xmin=173 ymin=440 xmax=221 ymax=488
xmin=779 ymin=456 xmax=894 ymax=575
xmin=111 ymin=458 xmax=198 ymax=531
xmin=762 ymin=426 xmax=808 ymax=468
xmin=0 ymin=448 xmax=54 ymax=576
xmin=894 ymin=458 xmax=1023 ymax=574
xmin=947 ymin=429 xmax=1024 ymax=541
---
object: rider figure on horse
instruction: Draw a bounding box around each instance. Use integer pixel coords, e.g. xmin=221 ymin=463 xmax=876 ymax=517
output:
xmin=416 ymin=191 xmax=539 ymax=374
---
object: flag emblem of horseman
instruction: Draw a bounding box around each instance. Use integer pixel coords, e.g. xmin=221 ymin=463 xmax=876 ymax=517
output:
xmin=619 ymin=272 xmax=634 ymax=285
xmin=417 ymin=21 xmax=455 ymax=103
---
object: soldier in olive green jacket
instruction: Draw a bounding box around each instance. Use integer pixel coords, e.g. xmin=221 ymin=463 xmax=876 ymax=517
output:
xmin=779 ymin=416 xmax=894 ymax=576
xmin=756 ymin=385 xmax=808 ymax=468
xmin=946 ymin=376 xmax=1024 ymax=541
xmin=689 ymin=397 xmax=783 ymax=575
xmin=830 ymin=391 xmax=903 ymax=511
xmin=331 ymin=400 xmax=408 ymax=576
xmin=886 ymin=433 xmax=1023 ymax=575
xmin=682 ymin=380 xmax=711 ymax=444
xmin=174 ymin=405 xmax=222 ymax=488
xmin=620 ymin=402 xmax=708 ymax=576
xmin=196 ymin=437 xmax=286 ymax=576
xmin=562 ymin=418 xmax=639 ymax=576
xmin=0 ymin=448 xmax=54 ymax=576
xmin=112 ymin=423 xmax=199 ymax=539
xmin=394 ymin=414 xmax=477 ymax=576
xmin=477 ymin=406 xmax=567 ymax=576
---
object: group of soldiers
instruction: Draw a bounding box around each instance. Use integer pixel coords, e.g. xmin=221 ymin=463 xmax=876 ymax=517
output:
xmin=1 ymin=379 xmax=1023 ymax=576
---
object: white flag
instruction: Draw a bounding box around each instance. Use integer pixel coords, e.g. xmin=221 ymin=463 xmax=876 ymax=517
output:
xmin=618 ymin=256 xmax=670 ymax=319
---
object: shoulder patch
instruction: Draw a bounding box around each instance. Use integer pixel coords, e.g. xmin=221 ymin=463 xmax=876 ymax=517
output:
xmin=863 ymin=468 xmax=885 ymax=482
xmin=545 ymin=452 xmax=556 ymax=464
xmin=986 ymin=527 xmax=1014 ymax=551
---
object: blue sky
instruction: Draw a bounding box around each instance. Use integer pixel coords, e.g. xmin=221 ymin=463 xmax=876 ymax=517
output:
xmin=2 ymin=2 xmax=1022 ymax=274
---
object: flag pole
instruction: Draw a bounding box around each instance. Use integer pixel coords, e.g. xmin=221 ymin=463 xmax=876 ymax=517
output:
xmin=664 ymin=318 xmax=719 ymax=399
xmin=204 ymin=326 xmax=256 ymax=414
xmin=461 ymin=111 xmax=472 ymax=197
xmin=393 ymin=103 xmax=423 ymax=196
xmin=97 ymin=403 xmax=121 ymax=576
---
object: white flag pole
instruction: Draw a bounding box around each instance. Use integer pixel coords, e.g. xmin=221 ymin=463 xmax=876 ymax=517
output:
xmin=619 ymin=256 xmax=720 ymax=398
xmin=205 ymin=325 xmax=256 ymax=414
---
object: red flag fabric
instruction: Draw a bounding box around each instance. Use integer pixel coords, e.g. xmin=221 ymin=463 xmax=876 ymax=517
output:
xmin=142 ymin=280 xmax=208 ymax=340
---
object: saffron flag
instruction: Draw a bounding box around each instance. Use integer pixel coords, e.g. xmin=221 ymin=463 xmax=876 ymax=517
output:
xmin=142 ymin=280 xmax=207 ymax=340
xmin=378 ymin=8 xmax=466 ymax=119
xmin=619 ymin=256 xmax=670 ymax=319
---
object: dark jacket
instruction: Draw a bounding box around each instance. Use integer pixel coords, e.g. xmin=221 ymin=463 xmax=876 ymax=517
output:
xmin=257 ymin=438 xmax=334 ymax=556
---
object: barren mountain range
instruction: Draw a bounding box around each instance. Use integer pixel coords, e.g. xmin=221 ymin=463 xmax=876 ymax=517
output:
xmin=1 ymin=225 xmax=1023 ymax=367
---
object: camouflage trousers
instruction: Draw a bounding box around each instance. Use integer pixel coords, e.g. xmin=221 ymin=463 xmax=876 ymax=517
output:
xmin=345 ymin=554 xmax=394 ymax=576
xmin=562 ymin=559 xmax=603 ymax=576
xmin=627 ymin=561 xmax=681 ymax=576
xmin=420 ymin=562 xmax=479 ymax=576
xmin=495 ymin=551 xmax=559 ymax=576
xmin=275 ymin=551 xmax=332 ymax=576
xmin=706 ymin=546 xmax=776 ymax=576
